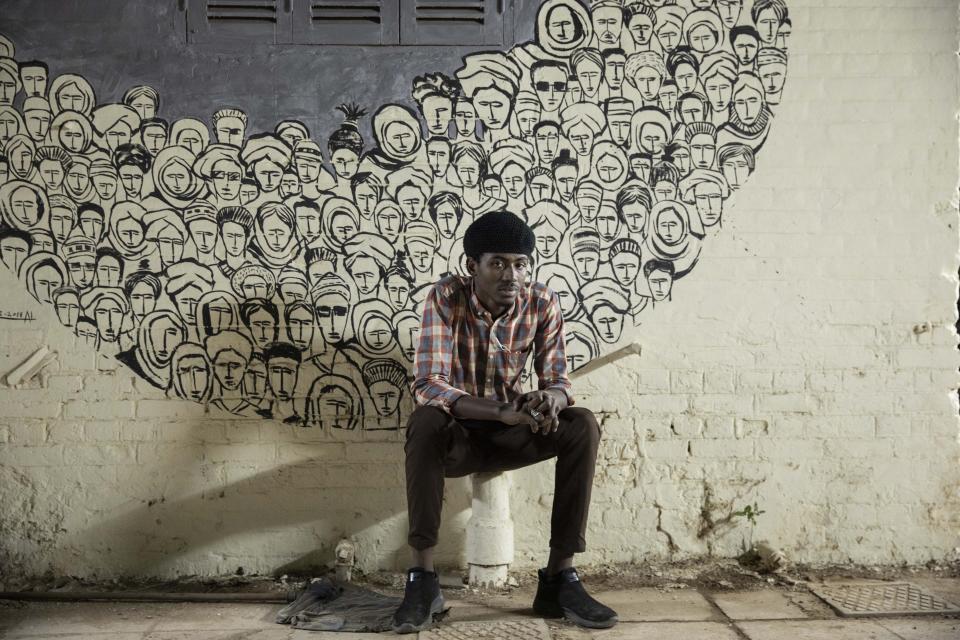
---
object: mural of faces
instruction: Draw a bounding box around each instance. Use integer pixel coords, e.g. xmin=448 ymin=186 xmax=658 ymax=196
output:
xmin=0 ymin=0 xmax=787 ymax=428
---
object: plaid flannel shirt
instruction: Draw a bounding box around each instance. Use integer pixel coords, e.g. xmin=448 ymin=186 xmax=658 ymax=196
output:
xmin=411 ymin=274 xmax=575 ymax=413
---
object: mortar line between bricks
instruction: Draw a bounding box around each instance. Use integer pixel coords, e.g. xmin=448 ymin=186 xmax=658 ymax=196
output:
xmin=695 ymin=588 xmax=752 ymax=640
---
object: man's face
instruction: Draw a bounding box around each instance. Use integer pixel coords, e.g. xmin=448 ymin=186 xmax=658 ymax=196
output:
xmin=95 ymin=256 xmax=121 ymax=287
xmin=647 ymin=268 xmax=673 ymax=301
xmin=756 ymin=8 xmax=781 ymax=45
xmin=532 ymin=65 xmax=567 ymax=112
xmin=733 ymin=34 xmax=760 ymax=66
xmin=592 ymin=7 xmax=623 ymax=47
xmin=141 ymin=124 xmax=167 ymax=155
xmin=604 ymin=54 xmax=626 ymax=89
xmin=693 ymin=181 xmax=723 ymax=226
xmin=534 ymin=125 xmax=561 ymax=165
xmin=24 ymin=108 xmax=51 ymax=142
xmin=211 ymin=159 xmax=241 ymax=201
xmin=294 ymin=204 xmax=321 ymax=243
xmin=627 ymin=15 xmax=654 ymax=46
xmin=426 ymin=141 xmax=450 ymax=178
xmin=473 ymin=86 xmax=511 ymax=130
xmin=421 ymin=94 xmax=453 ymax=135
xmin=19 ymin=65 xmax=47 ymax=98
xmin=215 ymin=116 xmax=245 ymax=147
xmin=690 ymin=133 xmax=717 ymax=169
xmin=759 ymin=61 xmax=788 ymax=97
xmin=468 ymin=252 xmax=529 ymax=311
xmin=0 ymin=236 xmax=29 ymax=273
xmin=716 ymin=0 xmax=743 ymax=29
xmin=268 ymin=356 xmax=299 ymax=401
xmin=213 ymin=349 xmax=246 ymax=390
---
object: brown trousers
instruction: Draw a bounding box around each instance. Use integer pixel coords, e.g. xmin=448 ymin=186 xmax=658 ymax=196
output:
xmin=404 ymin=404 xmax=601 ymax=556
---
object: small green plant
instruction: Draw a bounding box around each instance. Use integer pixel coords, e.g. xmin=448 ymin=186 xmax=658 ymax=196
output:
xmin=732 ymin=502 xmax=766 ymax=561
xmin=731 ymin=502 xmax=766 ymax=527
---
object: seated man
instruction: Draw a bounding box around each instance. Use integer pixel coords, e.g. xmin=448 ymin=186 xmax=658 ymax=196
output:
xmin=392 ymin=211 xmax=618 ymax=633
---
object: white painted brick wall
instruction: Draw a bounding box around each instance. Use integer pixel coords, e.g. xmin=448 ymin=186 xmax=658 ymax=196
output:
xmin=1 ymin=0 xmax=959 ymax=580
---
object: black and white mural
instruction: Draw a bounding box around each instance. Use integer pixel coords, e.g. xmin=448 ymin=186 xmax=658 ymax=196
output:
xmin=0 ymin=0 xmax=789 ymax=429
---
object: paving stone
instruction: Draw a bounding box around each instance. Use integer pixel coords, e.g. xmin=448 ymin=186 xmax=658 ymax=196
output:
xmin=0 ymin=602 xmax=157 ymax=635
xmin=148 ymin=631 xmax=293 ymax=639
xmin=4 ymin=634 xmax=145 ymax=640
xmin=587 ymin=621 xmax=742 ymax=639
xmin=875 ymin=617 xmax=960 ymax=640
xmin=590 ymin=588 xmax=717 ymax=622
xmin=420 ymin=617 xmax=550 ymax=639
xmin=710 ymin=589 xmax=810 ymax=620
xmin=738 ymin=619 xmax=903 ymax=640
xmin=145 ymin=602 xmax=278 ymax=631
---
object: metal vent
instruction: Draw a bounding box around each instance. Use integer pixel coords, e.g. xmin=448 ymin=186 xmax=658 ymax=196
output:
xmin=206 ymin=0 xmax=278 ymax=23
xmin=809 ymin=582 xmax=960 ymax=617
xmin=312 ymin=0 xmax=382 ymax=25
xmin=414 ymin=0 xmax=485 ymax=25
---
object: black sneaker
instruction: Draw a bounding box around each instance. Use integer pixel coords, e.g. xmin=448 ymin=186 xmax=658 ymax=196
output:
xmin=532 ymin=567 xmax=618 ymax=629
xmin=392 ymin=567 xmax=445 ymax=634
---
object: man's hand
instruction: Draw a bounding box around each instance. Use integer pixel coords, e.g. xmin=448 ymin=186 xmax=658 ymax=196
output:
xmin=511 ymin=389 xmax=565 ymax=435
xmin=496 ymin=403 xmax=540 ymax=430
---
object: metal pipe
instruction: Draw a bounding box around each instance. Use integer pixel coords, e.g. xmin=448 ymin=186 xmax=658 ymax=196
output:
xmin=0 ymin=590 xmax=296 ymax=603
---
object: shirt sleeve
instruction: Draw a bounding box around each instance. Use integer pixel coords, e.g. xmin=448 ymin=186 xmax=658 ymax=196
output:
xmin=411 ymin=284 xmax=470 ymax=413
xmin=534 ymin=289 xmax=575 ymax=406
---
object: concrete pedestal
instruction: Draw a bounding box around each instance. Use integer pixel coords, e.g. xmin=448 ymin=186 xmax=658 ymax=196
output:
xmin=466 ymin=471 xmax=514 ymax=588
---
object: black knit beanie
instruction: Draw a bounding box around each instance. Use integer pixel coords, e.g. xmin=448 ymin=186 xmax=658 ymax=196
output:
xmin=463 ymin=211 xmax=536 ymax=260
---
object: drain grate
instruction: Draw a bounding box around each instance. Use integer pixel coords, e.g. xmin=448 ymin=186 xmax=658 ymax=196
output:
xmin=420 ymin=618 xmax=551 ymax=640
xmin=808 ymin=582 xmax=960 ymax=617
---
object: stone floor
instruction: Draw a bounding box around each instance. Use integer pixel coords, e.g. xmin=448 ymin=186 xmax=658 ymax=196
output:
xmin=1 ymin=576 xmax=958 ymax=639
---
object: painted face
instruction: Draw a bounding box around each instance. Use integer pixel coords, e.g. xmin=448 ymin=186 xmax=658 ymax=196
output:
xmin=656 ymin=22 xmax=681 ymax=52
xmin=611 ymin=251 xmax=641 ymax=288
xmin=331 ymin=148 xmax=358 ymax=180
xmin=92 ymin=174 xmax=119 ymax=201
xmin=359 ymin=314 xmax=393 ymax=354
xmin=572 ymin=246 xmax=599 ymax=279
xmin=295 ymin=154 xmax=322 ymax=183
xmin=213 ymin=349 xmax=246 ymax=390
xmin=286 ymin=305 xmax=315 ymax=350
xmin=721 ymin=154 xmax=751 ymax=190
xmin=129 ymin=95 xmax=156 ymax=121
xmin=454 ymin=100 xmax=477 ymax=136
xmin=261 ymin=214 xmax=292 ymax=252
xmin=279 ymin=280 xmax=307 ymax=304
xmin=267 ymin=356 xmax=298 ymax=401
xmin=733 ymin=34 xmax=760 ymax=66
xmin=733 ymin=85 xmax=764 ymax=125
xmin=716 ymin=0 xmax=742 ymax=29
xmin=638 ymin=122 xmax=668 ymax=155
xmin=160 ymin=160 xmax=194 ymax=197
xmin=279 ymin=172 xmax=300 ymax=198
xmin=690 ymin=133 xmax=716 ymax=169
xmin=24 ymin=109 xmax=50 ymax=142
xmin=606 ymin=111 xmax=631 ymax=147
xmin=220 ymin=221 xmax=247 ymax=257
xmin=620 ymin=201 xmax=648 ymax=235
xmin=188 ymin=219 xmax=217 ymax=254
xmin=58 ymin=119 xmax=86 ymax=152
xmin=755 ymin=8 xmax=781 ymax=45
xmin=204 ymin=300 xmax=235 ymax=334
xmin=693 ymin=181 xmax=723 ymax=226
xmin=0 ymin=69 xmax=17 ymax=106
xmin=211 ymin=159 xmax=241 ymax=201
xmin=776 ymin=22 xmax=792 ymax=50
xmin=252 ymin=158 xmax=283 ymax=192
xmin=405 ymin=240 xmax=434 ymax=274
xmin=534 ymin=125 xmax=561 ymax=165
xmin=421 ymin=94 xmax=452 ymax=135
xmin=104 ymin=121 xmax=133 ymax=152
xmin=354 ymin=183 xmax=378 ymax=218
xmin=172 ymin=284 xmax=202 ymax=325
xmin=78 ymin=211 xmax=103 ymax=241
xmin=534 ymin=227 xmax=561 ymax=260
xmin=632 ymin=66 xmax=662 ymax=102
xmin=554 ymin=164 xmax=577 ymax=201
xmin=678 ymin=97 xmax=705 ymax=124
xmin=35 ymin=159 xmax=63 ymax=192
xmin=19 ymin=66 xmax=47 ymax=98
xmin=242 ymin=358 xmax=267 ymax=402
xmin=704 ymin=75 xmax=733 ymax=113
xmin=546 ymin=5 xmax=577 ymax=44
xmin=501 ymin=163 xmax=526 ymax=199
xmin=118 ymin=164 xmax=144 ymax=198
xmin=604 ymin=54 xmax=625 ymax=89
xmin=176 ymin=355 xmax=209 ymax=401
xmin=278 ymin=127 xmax=306 ymax=149
xmin=30 ymin=260 xmax=63 ymax=302
xmin=369 ymin=380 xmax=401 ymax=416
xmin=384 ymin=121 xmax=417 ymax=157
xmin=454 ymin=156 xmax=480 ymax=189
xmin=239 ymin=182 xmax=259 ymax=205
xmin=566 ymin=122 xmax=594 ymax=157
xmin=395 ymin=315 xmax=420 ymax=361
xmin=564 ymin=333 xmax=593 ymax=371
xmin=527 ymin=174 xmax=554 ymax=204
xmin=647 ymin=267 xmax=673 ymax=301
xmin=0 ymin=237 xmax=28 ymax=273
xmin=473 ymin=86 xmax=511 ymax=130
xmin=532 ymin=65 xmax=567 ymax=112
xmin=658 ymin=84 xmax=679 ymax=113
xmin=348 ymin=255 xmax=381 ymax=296
xmin=175 ymin=130 xmax=204 ymax=155
xmin=10 ymin=186 xmax=40 ymax=227
xmin=515 ymin=107 xmax=539 ymax=137
xmin=95 ymin=255 xmax=122 ymax=287
xmin=544 ymin=274 xmax=576 ymax=318
xmin=129 ymin=281 xmax=157 ymax=320
xmin=688 ymin=24 xmax=718 ymax=54
xmin=313 ymin=294 xmax=349 ymax=344
xmin=215 ymin=116 xmax=245 ymax=147
xmin=141 ymin=124 xmax=167 ymax=154
xmin=433 ymin=203 xmax=459 ymax=239
xmin=426 ymin=141 xmax=451 ymax=178
xmin=653 ymin=180 xmax=677 ymax=202
xmin=374 ymin=205 xmax=402 ymax=242
xmin=154 ymin=225 xmax=185 ymax=266
xmin=595 ymin=203 xmax=621 ymax=241
xmin=247 ymin=307 xmax=277 ymax=349
xmin=93 ymin=299 xmax=124 ymax=342
xmin=596 ymin=152 xmax=626 ymax=187
xmin=592 ymin=6 xmax=622 ymax=46
xmin=397 ymin=185 xmax=426 ymax=220
xmin=627 ymin=15 xmax=654 ymax=47
xmin=759 ymin=61 xmax=788 ymax=97
xmin=76 ymin=320 xmax=99 ymax=346
xmin=591 ymin=304 xmax=624 ymax=343
xmin=383 ymin=274 xmax=411 ymax=312
xmin=30 ymin=232 xmax=54 ymax=254
xmin=329 ymin=210 xmax=358 ymax=243
xmin=54 ymin=291 xmax=80 ymax=326
xmin=575 ymin=191 xmax=601 ymax=223
xmin=673 ymin=63 xmax=698 ymax=94
xmin=293 ymin=204 xmax=321 ymax=243
xmin=656 ymin=208 xmax=683 ymax=244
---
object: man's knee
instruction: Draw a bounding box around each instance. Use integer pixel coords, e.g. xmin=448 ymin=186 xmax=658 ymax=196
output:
xmin=405 ymin=405 xmax=451 ymax=444
xmin=560 ymin=407 xmax=601 ymax=446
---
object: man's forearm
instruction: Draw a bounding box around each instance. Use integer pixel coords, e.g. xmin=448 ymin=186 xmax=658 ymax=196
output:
xmin=449 ymin=395 xmax=509 ymax=421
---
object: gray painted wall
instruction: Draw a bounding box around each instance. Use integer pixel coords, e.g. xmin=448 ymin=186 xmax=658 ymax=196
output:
xmin=0 ymin=0 xmax=538 ymax=152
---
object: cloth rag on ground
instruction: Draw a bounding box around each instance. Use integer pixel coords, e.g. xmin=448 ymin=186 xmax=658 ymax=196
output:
xmin=276 ymin=577 xmax=447 ymax=632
